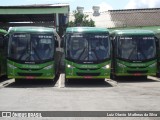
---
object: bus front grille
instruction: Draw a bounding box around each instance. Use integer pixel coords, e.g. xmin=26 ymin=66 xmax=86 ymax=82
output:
xmin=127 ymin=70 xmax=148 ymax=74
xmin=76 ymin=73 xmax=100 ymax=76
xmin=78 ymin=68 xmax=99 ymax=70
xmin=18 ymin=73 xmax=43 ymax=76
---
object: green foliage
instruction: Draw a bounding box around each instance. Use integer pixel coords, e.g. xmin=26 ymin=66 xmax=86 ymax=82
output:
xmin=68 ymin=10 xmax=95 ymax=27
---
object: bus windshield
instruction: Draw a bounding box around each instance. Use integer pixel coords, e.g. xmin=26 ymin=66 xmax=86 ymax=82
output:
xmin=66 ymin=33 xmax=110 ymax=63
xmin=117 ymin=36 xmax=156 ymax=61
xmin=8 ymin=33 xmax=54 ymax=63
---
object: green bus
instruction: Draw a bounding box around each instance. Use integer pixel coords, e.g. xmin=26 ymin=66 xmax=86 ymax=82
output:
xmin=63 ymin=27 xmax=111 ymax=80
xmin=0 ymin=29 xmax=7 ymax=77
xmin=147 ymin=28 xmax=160 ymax=77
xmin=110 ymin=30 xmax=157 ymax=79
xmin=136 ymin=26 xmax=160 ymax=77
xmin=7 ymin=27 xmax=60 ymax=80
xmin=151 ymin=28 xmax=160 ymax=77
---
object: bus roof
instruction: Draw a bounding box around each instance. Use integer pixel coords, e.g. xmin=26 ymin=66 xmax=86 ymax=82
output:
xmin=66 ymin=27 xmax=109 ymax=33
xmin=8 ymin=26 xmax=55 ymax=34
xmin=0 ymin=29 xmax=7 ymax=35
xmin=110 ymin=29 xmax=155 ymax=36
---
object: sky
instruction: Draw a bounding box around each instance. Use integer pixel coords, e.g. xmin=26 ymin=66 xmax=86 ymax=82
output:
xmin=0 ymin=0 xmax=160 ymax=12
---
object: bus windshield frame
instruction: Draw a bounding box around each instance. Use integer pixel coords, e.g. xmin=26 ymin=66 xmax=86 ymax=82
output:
xmin=116 ymin=35 xmax=156 ymax=62
xmin=65 ymin=33 xmax=111 ymax=64
xmin=8 ymin=33 xmax=55 ymax=64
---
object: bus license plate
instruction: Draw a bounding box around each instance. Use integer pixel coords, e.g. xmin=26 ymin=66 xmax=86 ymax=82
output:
xmin=84 ymin=76 xmax=93 ymax=79
xmin=26 ymin=76 xmax=35 ymax=79
xmin=133 ymin=73 xmax=142 ymax=76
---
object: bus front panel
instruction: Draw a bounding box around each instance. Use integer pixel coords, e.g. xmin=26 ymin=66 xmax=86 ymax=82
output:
xmin=113 ymin=35 xmax=157 ymax=76
xmin=8 ymin=33 xmax=56 ymax=79
xmin=7 ymin=60 xmax=55 ymax=79
xmin=64 ymin=32 xmax=111 ymax=79
xmin=65 ymin=60 xmax=111 ymax=79
xmin=114 ymin=59 xmax=157 ymax=76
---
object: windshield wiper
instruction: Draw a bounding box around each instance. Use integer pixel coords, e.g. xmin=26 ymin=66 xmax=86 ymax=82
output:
xmin=78 ymin=47 xmax=87 ymax=60
xmin=138 ymin=46 xmax=147 ymax=60
xmin=92 ymin=48 xmax=99 ymax=60
xmin=128 ymin=45 xmax=137 ymax=59
xmin=32 ymin=47 xmax=42 ymax=60
xmin=19 ymin=51 xmax=30 ymax=60
xmin=19 ymin=43 xmax=29 ymax=60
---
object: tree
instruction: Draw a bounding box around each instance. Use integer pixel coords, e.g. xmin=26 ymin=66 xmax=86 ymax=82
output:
xmin=68 ymin=10 xmax=95 ymax=27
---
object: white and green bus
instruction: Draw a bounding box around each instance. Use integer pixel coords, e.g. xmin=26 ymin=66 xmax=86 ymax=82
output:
xmin=110 ymin=29 xmax=158 ymax=79
xmin=63 ymin=27 xmax=111 ymax=80
xmin=7 ymin=27 xmax=61 ymax=80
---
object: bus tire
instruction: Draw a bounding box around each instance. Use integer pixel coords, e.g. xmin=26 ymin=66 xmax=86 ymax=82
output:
xmin=156 ymin=73 xmax=160 ymax=77
xmin=110 ymin=73 xmax=117 ymax=80
xmin=140 ymin=76 xmax=147 ymax=80
xmin=15 ymin=79 xmax=22 ymax=83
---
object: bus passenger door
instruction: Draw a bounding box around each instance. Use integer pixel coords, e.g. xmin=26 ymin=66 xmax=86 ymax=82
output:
xmin=110 ymin=36 xmax=116 ymax=77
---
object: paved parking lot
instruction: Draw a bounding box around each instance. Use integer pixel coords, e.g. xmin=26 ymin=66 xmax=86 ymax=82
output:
xmin=0 ymin=76 xmax=160 ymax=120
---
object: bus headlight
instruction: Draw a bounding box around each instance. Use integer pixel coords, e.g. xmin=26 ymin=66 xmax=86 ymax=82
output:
xmin=102 ymin=64 xmax=110 ymax=69
xmin=149 ymin=63 xmax=156 ymax=68
xmin=8 ymin=64 xmax=17 ymax=69
xmin=44 ymin=65 xmax=53 ymax=70
xmin=117 ymin=63 xmax=126 ymax=68
xmin=67 ymin=64 xmax=75 ymax=68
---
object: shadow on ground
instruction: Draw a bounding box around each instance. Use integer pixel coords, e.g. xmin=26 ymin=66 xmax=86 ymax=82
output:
xmin=114 ymin=76 xmax=160 ymax=83
xmin=5 ymin=74 xmax=60 ymax=88
xmin=65 ymin=79 xmax=113 ymax=88
xmin=0 ymin=76 xmax=8 ymax=83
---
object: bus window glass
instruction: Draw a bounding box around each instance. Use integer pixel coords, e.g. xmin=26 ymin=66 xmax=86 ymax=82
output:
xmin=66 ymin=33 xmax=110 ymax=63
xmin=31 ymin=34 xmax=54 ymax=61
xmin=70 ymin=36 xmax=88 ymax=60
xmin=90 ymin=35 xmax=109 ymax=61
xmin=8 ymin=34 xmax=29 ymax=60
xmin=8 ymin=34 xmax=54 ymax=62
xmin=117 ymin=36 xmax=156 ymax=61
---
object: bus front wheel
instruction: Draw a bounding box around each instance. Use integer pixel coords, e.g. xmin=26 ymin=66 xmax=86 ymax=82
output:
xmin=110 ymin=73 xmax=117 ymax=80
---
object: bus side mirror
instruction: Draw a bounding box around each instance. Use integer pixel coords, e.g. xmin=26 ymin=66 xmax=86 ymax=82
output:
xmin=109 ymin=36 xmax=113 ymax=40
xmin=54 ymin=36 xmax=59 ymax=48
xmin=154 ymin=37 xmax=159 ymax=58
xmin=4 ymin=35 xmax=9 ymax=45
xmin=155 ymin=37 xmax=159 ymax=48
xmin=60 ymin=36 xmax=64 ymax=48
xmin=0 ymin=41 xmax=3 ymax=48
xmin=0 ymin=35 xmax=4 ymax=48
xmin=55 ymin=36 xmax=57 ymax=40
xmin=0 ymin=43 xmax=2 ymax=49
xmin=55 ymin=40 xmax=58 ymax=48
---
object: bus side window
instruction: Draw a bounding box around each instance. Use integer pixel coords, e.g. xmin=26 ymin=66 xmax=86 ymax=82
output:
xmin=109 ymin=36 xmax=113 ymax=41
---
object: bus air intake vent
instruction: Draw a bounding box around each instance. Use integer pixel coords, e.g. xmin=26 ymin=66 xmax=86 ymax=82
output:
xmin=127 ymin=70 xmax=148 ymax=74
xmin=18 ymin=73 xmax=42 ymax=76
xmin=76 ymin=73 xmax=100 ymax=76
